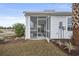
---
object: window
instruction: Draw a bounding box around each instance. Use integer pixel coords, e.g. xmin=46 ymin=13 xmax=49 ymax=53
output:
xmin=67 ymin=17 xmax=72 ymax=31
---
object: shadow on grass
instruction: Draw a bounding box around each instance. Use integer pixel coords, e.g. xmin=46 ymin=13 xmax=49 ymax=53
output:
xmin=0 ymin=40 xmax=11 ymax=44
xmin=0 ymin=39 xmax=26 ymax=45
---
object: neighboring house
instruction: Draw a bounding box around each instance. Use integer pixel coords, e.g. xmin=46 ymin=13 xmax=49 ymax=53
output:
xmin=23 ymin=11 xmax=72 ymax=40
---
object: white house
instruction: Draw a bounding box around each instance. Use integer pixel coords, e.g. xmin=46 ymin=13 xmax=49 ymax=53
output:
xmin=23 ymin=11 xmax=72 ymax=40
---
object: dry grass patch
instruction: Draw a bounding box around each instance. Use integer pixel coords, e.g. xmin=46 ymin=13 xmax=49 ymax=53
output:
xmin=0 ymin=40 xmax=67 ymax=56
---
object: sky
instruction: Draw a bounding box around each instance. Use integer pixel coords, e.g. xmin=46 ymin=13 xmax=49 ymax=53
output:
xmin=0 ymin=3 xmax=72 ymax=27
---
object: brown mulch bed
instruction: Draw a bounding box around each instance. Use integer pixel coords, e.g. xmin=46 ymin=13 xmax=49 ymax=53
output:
xmin=70 ymin=46 xmax=79 ymax=56
xmin=50 ymin=39 xmax=79 ymax=56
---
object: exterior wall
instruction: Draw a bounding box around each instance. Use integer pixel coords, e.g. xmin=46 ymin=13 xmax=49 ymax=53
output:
xmin=25 ymin=16 xmax=30 ymax=39
xmin=50 ymin=16 xmax=72 ymax=39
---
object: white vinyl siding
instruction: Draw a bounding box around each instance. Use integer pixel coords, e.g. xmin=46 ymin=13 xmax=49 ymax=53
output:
xmin=50 ymin=16 xmax=72 ymax=39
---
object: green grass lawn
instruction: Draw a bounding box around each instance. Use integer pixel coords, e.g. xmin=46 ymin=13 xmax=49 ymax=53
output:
xmin=0 ymin=40 xmax=68 ymax=56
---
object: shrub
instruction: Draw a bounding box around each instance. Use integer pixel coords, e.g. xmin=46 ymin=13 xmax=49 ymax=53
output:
xmin=13 ymin=23 xmax=25 ymax=37
xmin=64 ymin=42 xmax=75 ymax=53
xmin=0 ymin=37 xmax=4 ymax=40
xmin=0 ymin=29 xmax=3 ymax=33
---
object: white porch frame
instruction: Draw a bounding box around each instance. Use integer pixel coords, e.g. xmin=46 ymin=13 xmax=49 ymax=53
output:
xmin=29 ymin=16 xmax=51 ymax=40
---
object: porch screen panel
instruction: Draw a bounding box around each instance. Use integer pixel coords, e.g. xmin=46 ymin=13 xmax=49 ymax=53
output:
xmin=30 ymin=16 xmax=37 ymax=39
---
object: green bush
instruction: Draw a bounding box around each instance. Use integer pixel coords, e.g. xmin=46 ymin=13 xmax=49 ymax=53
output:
xmin=13 ymin=23 xmax=25 ymax=37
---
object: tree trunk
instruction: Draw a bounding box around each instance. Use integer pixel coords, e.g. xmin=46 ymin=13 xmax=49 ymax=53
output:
xmin=72 ymin=3 xmax=79 ymax=45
